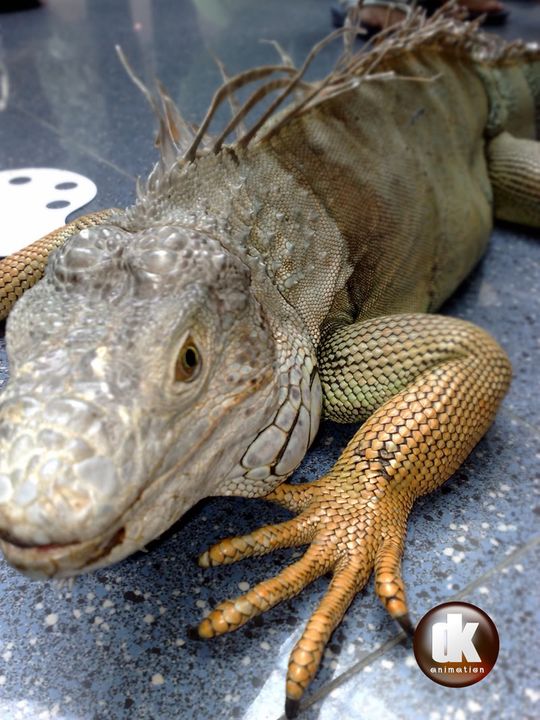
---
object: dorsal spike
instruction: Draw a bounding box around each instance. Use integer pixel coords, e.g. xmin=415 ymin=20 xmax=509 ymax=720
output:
xmin=116 ymin=46 xmax=187 ymax=173
xmin=156 ymin=79 xmax=195 ymax=152
xmin=211 ymin=54 xmax=247 ymax=139
xmin=260 ymin=39 xmax=295 ymax=69
xmin=182 ymin=64 xmax=297 ymax=163
xmin=213 ymin=76 xmax=311 ymax=154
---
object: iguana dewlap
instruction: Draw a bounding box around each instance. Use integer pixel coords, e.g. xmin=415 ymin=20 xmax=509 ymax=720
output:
xmin=0 ymin=9 xmax=538 ymax=717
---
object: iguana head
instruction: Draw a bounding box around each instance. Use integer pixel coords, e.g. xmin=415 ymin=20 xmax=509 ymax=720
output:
xmin=0 ymin=221 xmax=291 ymax=577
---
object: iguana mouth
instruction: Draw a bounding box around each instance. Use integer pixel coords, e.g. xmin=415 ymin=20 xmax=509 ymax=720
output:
xmin=0 ymin=526 xmax=125 ymax=577
xmin=0 ymin=531 xmax=72 ymax=551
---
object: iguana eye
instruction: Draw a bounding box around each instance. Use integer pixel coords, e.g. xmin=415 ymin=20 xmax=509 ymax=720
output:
xmin=174 ymin=337 xmax=201 ymax=382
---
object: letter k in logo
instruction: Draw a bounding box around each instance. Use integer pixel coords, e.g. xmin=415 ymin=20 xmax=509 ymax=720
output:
xmin=431 ymin=613 xmax=481 ymax=662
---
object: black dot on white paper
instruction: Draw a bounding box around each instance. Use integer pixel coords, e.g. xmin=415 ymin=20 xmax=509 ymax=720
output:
xmin=46 ymin=200 xmax=71 ymax=209
xmin=55 ymin=182 xmax=78 ymax=190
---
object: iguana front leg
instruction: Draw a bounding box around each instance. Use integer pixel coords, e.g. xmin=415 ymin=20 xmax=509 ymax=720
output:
xmin=196 ymin=314 xmax=511 ymax=717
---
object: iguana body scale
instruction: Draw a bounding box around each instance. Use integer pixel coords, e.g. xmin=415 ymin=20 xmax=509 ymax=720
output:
xmin=0 ymin=9 xmax=538 ymax=717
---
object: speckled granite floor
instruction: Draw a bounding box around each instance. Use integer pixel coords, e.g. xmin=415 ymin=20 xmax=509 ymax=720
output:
xmin=0 ymin=1 xmax=539 ymax=719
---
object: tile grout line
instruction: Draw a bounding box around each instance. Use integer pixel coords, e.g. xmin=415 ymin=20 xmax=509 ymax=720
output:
xmin=276 ymin=533 xmax=540 ymax=719
xmin=12 ymin=103 xmax=137 ymax=182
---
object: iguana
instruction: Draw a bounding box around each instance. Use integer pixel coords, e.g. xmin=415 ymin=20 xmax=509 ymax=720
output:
xmin=0 ymin=7 xmax=538 ymax=717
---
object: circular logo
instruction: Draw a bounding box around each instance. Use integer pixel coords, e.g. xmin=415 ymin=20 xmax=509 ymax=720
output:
xmin=413 ymin=601 xmax=499 ymax=687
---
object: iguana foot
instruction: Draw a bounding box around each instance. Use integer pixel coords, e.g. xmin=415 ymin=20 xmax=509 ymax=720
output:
xmin=197 ymin=478 xmax=414 ymax=709
xmin=197 ymin=314 xmax=511 ymax=713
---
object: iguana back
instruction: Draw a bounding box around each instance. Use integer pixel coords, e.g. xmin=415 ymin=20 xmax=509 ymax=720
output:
xmin=246 ymin=40 xmax=540 ymax=333
xmin=258 ymin=50 xmax=496 ymax=327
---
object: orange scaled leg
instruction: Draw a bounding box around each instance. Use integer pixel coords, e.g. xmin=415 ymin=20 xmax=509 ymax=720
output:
xmin=196 ymin=314 xmax=511 ymax=717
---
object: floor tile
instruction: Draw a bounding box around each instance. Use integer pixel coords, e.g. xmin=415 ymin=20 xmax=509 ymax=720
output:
xmin=444 ymin=227 xmax=540 ymax=428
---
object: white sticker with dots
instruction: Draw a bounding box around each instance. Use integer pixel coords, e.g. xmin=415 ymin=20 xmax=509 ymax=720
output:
xmin=0 ymin=167 xmax=97 ymax=256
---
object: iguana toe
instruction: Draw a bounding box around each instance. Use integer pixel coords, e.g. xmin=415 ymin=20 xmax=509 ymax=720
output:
xmin=197 ymin=512 xmax=315 ymax=568
xmin=197 ymin=540 xmax=335 ymax=637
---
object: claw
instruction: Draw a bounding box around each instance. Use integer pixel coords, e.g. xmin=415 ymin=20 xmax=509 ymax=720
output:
xmin=187 ymin=625 xmax=203 ymax=641
xmin=395 ymin=612 xmax=415 ymax=636
xmin=285 ymin=697 xmax=301 ymax=719
xmin=374 ymin=527 xmax=411 ymax=627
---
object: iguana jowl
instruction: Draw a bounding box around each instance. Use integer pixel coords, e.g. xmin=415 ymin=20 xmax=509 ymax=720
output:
xmin=0 ymin=8 xmax=538 ymax=716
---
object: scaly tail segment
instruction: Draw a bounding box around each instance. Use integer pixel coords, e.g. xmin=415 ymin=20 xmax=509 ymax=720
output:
xmin=196 ymin=314 xmax=511 ymax=716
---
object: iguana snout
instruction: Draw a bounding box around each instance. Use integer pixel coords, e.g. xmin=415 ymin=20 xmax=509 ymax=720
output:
xmin=0 ymin=392 xmax=130 ymax=546
xmin=0 ymin=355 xmax=143 ymax=577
